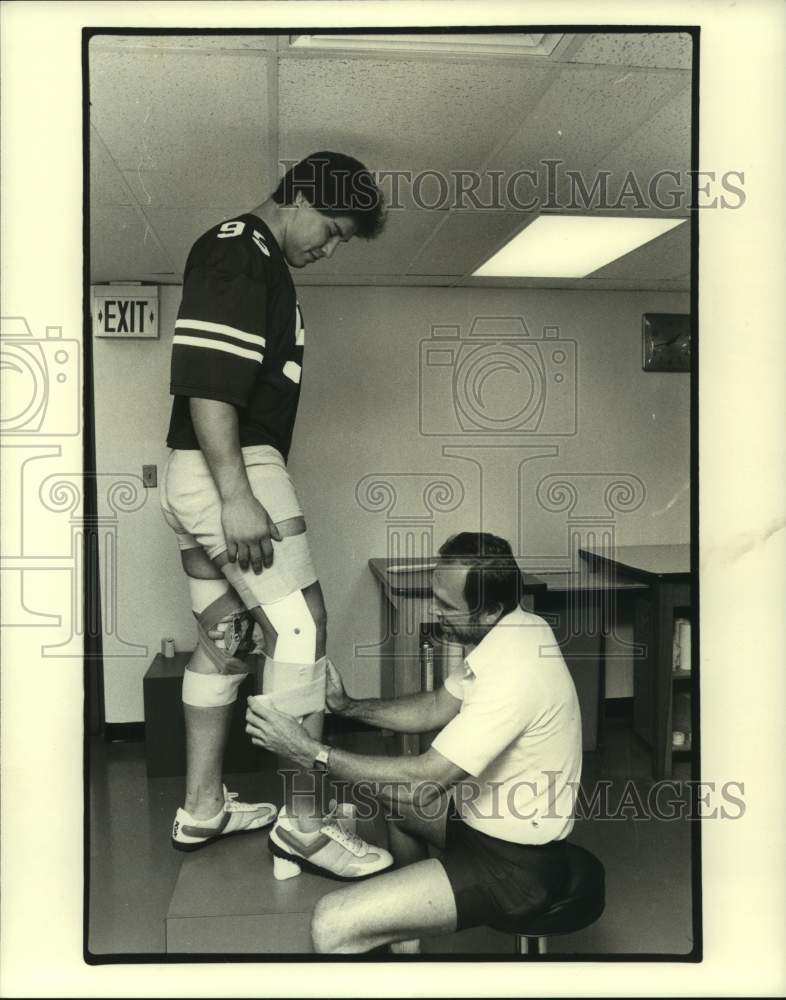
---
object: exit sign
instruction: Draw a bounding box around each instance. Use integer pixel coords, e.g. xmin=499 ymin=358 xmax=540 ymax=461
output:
xmin=92 ymin=285 xmax=159 ymax=339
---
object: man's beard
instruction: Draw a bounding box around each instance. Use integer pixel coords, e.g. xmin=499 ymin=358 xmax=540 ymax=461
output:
xmin=435 ymin=617 xmax=485 ymax=647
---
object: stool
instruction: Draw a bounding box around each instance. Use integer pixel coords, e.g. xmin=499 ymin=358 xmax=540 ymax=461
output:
xmin=490 ymin=843 xmax=605 ymax=956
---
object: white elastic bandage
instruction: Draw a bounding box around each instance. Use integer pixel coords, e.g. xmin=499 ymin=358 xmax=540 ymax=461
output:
xmin=261 ymin=589 xmax=317 ymax=663
xmin=258 ymin=655 xmax=327 ymax=718
xmin=187 ymin=577 xmax=230 ymax=614
xmin=182 ymin=667 xmax=248 ymax=707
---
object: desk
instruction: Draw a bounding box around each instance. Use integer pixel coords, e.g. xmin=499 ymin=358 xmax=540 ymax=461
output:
xmin=579 ymin=544 xmax=692 ymax=779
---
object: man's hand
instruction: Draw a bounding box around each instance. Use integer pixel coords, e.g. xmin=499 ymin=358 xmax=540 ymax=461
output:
xmin=325 ymin=659 xmax=351 ymax=714
xmin=245 ymin=697 xmax=318 ymax=767
xmin=221 ymin=492 xmax=282 ymax=573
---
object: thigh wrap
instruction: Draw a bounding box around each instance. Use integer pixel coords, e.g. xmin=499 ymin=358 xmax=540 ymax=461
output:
xmin=254 ymin=655 xmax=327 ymax=718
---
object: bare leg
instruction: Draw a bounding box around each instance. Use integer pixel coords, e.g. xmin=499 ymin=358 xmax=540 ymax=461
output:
xmin=249 ymin=580 xmax=327 ymax=833
xmin=179 ymin=550 xmax=239 ymax=819
xmin=384 ymin=794 xmax=450 ymax=950
xmin=386 ymin=790 xmax=450 ymax=862
xmin=311 ymin=858 xmax=457 ymax=954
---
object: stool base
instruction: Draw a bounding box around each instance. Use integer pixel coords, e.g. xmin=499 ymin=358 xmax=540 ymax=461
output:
xmin=516 ymin=934 xmax=548 ymax=956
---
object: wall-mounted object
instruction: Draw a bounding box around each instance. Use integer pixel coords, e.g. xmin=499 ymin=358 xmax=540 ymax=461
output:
xmin=642 ymin=313 xmax=691 ymax=372
xmin=92 ymin=284 xmax=159 ymax=339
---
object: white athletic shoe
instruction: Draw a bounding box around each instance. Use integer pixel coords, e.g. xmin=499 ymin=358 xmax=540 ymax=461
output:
xmin=171 ymin=786 xmax=277 ymax=852
xmin=268 ymin=806 xmax=393 ymax=881
xmin=326 ymin=799 xmax=357 ymax=834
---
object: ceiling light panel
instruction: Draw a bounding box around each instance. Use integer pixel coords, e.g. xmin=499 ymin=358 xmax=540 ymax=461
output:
xmin=473 ymin=216 xmax=687 ymax=278
xmin=289 ymin=33 xmax=564 ymax=57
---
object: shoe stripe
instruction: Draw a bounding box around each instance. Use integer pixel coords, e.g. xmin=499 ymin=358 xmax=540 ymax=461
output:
xmin=180 ymin=809 xmax=232 ymax=840
xmin=275 ymin=826 xmax=333 ymax=857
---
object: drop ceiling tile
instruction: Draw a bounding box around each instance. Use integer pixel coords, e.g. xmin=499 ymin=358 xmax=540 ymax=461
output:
xmin=90 ymin=34 xmax=280 ymax=53
xmin=567 ymin=32 xmax=693 ymax=70
xmin=90 ymin=48 xmax=273 ymax=195
xmin=489 ymin=65 xmax=689 ymax=210
xmin=122 ymin=157 xmax=273 ymax=210
xmin=278 ymin=57 xmax=557 ymax=176
xmin=408 ymin=211 xmax=530 ymax=276
xmin=594 ymin=86 xmax=692 ymax=215
xmin=303 ymin=208 xmax=441 ymax=276
xmin=90 ymin=205 xmax=174 ymax=283
xmin=90 ymin=127 xmax=134 ymax=206
xmin=143 ymin=208 xmax=248 ymax=274
xmin=296 ymin=274 xmax=413 ymax=287
xmin=589 ymin=221 xmax=690 ymax=280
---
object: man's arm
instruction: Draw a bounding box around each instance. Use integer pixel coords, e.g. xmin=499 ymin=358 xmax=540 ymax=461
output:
xmin=190 ymin=398 xmax=281 ymax=573
xmin=326 ymin=659 xmax=461 ymax=734
xmin=324 ymin=744 xmax=466 ymax=808
xmin=245 ymin=697 xmax=466 ymax=807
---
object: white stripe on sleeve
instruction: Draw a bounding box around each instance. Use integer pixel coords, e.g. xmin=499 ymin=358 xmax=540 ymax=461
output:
xmin=174 ymin=334 xmax=263 ymax=363
xmin=282 ymin=361 xmax=302 ymax=384
xmin=175 ymin=318 xmax=266 ymax=348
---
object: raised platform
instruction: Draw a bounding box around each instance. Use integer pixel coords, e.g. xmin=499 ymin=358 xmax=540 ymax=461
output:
xmin=166 ymin=828 xmax=336 ymax=953
xmin=165 ymin=821 xmax=513 ymax=956
xmin=163 ymin=733 xmax=516 ymax=956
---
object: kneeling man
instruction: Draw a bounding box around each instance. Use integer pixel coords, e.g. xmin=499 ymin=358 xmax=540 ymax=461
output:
xmin=245 ymin=532 xmax=582 ymax=953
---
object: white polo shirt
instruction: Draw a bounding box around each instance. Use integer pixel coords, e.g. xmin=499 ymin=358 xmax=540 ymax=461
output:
xmin=431 ymin=607 xmax=582 ymax=846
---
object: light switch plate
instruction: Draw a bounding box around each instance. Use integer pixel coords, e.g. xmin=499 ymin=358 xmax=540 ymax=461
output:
xmin=142 ymin=465 xmax=157 ymax=488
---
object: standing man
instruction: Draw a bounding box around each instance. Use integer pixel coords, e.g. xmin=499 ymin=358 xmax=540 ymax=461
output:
xmin=246 ymin=533 xmax=583 ymax=952
xmin=160 ymin=152 xmax=393 ymax=879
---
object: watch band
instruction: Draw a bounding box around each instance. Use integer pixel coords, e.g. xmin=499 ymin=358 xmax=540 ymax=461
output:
xmin=313 ymin=745 xmax=331 ymax=772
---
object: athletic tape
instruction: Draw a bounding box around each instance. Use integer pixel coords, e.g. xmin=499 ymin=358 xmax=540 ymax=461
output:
xmin=260 ymin=655 xmax=327 ymax=717
xmin=260 ymin=589 xmax=318 ymax=663
xmin=182 ymin=667 xmax=248 ymax=707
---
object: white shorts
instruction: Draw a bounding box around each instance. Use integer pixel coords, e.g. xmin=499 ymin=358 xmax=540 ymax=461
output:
xmin=160 ymin=444 xmax=318 ymax=605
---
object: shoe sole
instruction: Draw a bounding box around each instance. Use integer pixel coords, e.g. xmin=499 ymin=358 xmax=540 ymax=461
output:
xmin=171 ymin=817 xmax=276 ymax=853
xmin=267 ymin=836 xmax=392 ymax=882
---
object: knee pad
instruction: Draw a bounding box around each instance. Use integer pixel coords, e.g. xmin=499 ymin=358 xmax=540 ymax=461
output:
xmin=182 ymin=667 xmax=248 ymax=708
xmin=255 ymin=655 xmax=327 ymax=718
xmin=193 ymin=586 xmax=256 ymax=675
xmin=261 ymin=589 xmax=317 ymax=664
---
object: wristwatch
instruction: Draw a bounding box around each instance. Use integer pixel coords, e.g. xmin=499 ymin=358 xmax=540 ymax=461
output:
xmin=312 ymin=745 xmax=331 ymax=772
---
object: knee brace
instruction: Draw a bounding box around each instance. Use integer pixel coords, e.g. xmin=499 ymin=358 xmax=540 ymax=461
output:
xmin=261 ymin=589 xmax=317 ymax=664
xmin=182 ymin=667 xmax=247 ymax=708
xmin=190 ymin=582 xmax=256 ymax=676
xmin=255 ymin=655 xmax=327 ymax=718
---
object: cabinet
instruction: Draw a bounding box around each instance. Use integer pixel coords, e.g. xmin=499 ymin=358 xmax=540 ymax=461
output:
xmin=582 ymin=545 xmax=693 ymax=779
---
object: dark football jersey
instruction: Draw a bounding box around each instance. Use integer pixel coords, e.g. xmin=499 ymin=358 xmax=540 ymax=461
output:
xmin=165 ymin=214 xmax=304 ymax=460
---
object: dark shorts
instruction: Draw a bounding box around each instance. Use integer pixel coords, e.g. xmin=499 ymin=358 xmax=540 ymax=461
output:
xmin=437 ymin=803 xmax=570 ymax=932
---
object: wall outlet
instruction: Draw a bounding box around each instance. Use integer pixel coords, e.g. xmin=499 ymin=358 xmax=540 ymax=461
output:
xmin=142 ymin=464 xmax=157 ymax=488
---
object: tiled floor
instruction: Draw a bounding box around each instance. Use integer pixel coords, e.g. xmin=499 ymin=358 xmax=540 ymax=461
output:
xmin=88 ymin=717 xmax=695 ymax=958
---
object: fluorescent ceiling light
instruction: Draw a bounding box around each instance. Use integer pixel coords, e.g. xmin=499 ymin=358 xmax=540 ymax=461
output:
xmin=473 ymin=216 xmax=687 ymax=278
xmin=289 ymin=33 xmax=563 ymax=57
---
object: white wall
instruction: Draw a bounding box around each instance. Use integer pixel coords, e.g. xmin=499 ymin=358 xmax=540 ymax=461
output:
xmin=95 ymin=285 xmax=689 ymax=721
